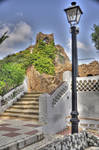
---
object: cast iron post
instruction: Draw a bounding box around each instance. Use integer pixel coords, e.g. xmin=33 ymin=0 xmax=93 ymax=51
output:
xmin=70 ymin=26 xmax=79 ymax=134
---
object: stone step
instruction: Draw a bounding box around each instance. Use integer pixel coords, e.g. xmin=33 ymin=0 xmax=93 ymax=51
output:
xmin=23 ymin=95 xmax=41 ymax=98
xmin=21 ymin=136 xmax=54 ymax=150
xmin=20 ymin=98 xmax=39 ymax=101
xmin=10 ymin=105 xmax=39 ymax=109
xmin=0 ymin=112 xmax=39 ymax=120
xmin=6 ymin=108 xmax=39 ymax=115
xmin=25 ymin=92 xmax=43 ymax=95
xmin=0 ymin=131 xmax=44 ymax=150
xmin=6 ymin=108 xmax=39 ymax=114
xmin=15 ymin=101 xmax=39 ymax=105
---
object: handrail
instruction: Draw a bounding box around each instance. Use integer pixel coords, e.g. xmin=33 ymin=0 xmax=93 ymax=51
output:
xmin=49 ymin=81 xmax=65 ymax=95
xmin=51 ymin=81 xmax=68 ymax=106
xmin=0 ymin=84 xmax=25 ymax=113
xmin=2 ymin=84 xmax=24 ymax=103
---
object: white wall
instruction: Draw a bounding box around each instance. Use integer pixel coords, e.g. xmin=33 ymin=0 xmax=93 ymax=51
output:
xmin=63 ymin=71 xmax=99 ymax=128
xmin=39 ymin=83 xmax=70 ymax=134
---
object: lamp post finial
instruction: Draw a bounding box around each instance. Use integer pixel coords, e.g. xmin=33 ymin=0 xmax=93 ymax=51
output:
xmin=71 ymin=2 xmax=76 ymax=6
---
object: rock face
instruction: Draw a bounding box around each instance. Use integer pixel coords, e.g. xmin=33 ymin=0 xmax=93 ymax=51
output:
xmin=55 ymin=44 xmax=71 ymax=80
xmin=27 ymin=66 xmax=62 ymax=93
xmin=78 ymin=61 xmax=99 ymax=77
xmin=55 ymin=45 xmax=70 ymax=66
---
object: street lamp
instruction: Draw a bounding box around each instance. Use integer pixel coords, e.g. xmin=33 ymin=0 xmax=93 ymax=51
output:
xmin=64 ymin=2 xmax=83 ymax=134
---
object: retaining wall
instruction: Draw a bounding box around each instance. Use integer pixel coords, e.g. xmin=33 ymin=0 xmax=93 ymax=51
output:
xmin=36 ymin=131 xmax=99 ymax=150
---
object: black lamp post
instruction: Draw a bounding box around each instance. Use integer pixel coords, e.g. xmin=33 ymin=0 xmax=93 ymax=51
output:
xmin=64 ymin=2 xmax=83 ymax=134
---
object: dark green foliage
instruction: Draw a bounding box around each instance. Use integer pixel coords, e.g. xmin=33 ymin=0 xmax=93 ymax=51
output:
xmin=0 ymin=63 xmax=25 ymax=95
xmin=0 ymin=32 xmax=9 ymax=45
xmin=91 ymin=24 xmax=99 ymax=50
xmin=0 ymin=39 xmax=56 ymax=95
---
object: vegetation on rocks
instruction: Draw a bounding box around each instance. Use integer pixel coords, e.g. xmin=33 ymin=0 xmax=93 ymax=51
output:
xmin=32 ymin=40 xmax=56 ymax=75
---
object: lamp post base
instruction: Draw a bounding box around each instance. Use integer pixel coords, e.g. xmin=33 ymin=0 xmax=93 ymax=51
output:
xmin=70 ymin=111 xmax=79 ymax=134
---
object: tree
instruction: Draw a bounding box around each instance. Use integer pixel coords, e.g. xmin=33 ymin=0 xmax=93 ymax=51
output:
xmin=91 ymin=24 xmax=99 ymax=50
xmin=0 ymin=31 xmax=9 ymax=45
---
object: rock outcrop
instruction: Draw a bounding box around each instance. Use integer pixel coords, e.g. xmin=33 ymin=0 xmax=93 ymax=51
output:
xmin=27 ymin=66 xmax=62 ymax=93
xmin=78 ymin=61 xmax=99 ymax=77
xmin=36 ymin=32 xmax=54 ymax=45
xmin=55 ymin=44 xmax=71 ymax=80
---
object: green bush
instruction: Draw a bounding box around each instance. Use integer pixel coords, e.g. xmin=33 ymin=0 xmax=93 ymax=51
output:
xmin=32 ymin=55 xmax=55 ymax=75
xmin=32 ymin=40 xmax=56 ymax=75
xmin=0 ymin=81 xmax=6 ymax=95
xmin=0 ymin=63 xmax=25 ymax=95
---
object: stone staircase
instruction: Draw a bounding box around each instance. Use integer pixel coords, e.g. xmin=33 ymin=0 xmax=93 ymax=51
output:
xmin=0 ymin=92 xmax=42 ymax=121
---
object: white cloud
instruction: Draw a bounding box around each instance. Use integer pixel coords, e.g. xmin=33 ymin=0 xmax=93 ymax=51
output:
xmin=0 ymin=22 xmax=33 ymax=58
xmin=66 ymin=39 xmax=89 ymax=51
xmin=65 ymin=39 xmax=99 ymax=64
xmin=77 ymin=41 xmax=89 ymax=51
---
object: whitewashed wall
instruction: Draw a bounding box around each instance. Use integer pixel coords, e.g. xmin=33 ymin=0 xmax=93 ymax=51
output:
xmin=39 ymin=82 xmax=70 ymax=134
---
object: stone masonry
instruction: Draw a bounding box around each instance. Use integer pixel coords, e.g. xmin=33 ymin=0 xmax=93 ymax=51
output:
xmin=34 ymin=131 xmax=99 ymax=150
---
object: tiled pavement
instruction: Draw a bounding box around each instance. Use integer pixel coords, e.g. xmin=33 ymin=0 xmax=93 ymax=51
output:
xmin=1 ymin=118 xmax=99 ymax=150
xmin=0 ymin=118 xmax=44 ymax=150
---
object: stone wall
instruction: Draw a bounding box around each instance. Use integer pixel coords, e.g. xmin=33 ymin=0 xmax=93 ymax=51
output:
xmin=35 ymin=131 xmax=99 ymax=150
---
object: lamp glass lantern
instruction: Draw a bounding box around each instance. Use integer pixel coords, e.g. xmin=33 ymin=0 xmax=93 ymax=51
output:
xmin=64 ymin=2 xmax=83 ymax=26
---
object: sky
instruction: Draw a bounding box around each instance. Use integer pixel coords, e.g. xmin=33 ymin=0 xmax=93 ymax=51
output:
xmin=0 ymin=0 xmax=99 ymax=64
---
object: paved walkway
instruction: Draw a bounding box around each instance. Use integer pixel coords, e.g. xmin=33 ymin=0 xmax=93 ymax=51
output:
xmin=0 ymin=118 xmax=43 ymax=150
xmin=1 ymin=118 xmax=99 ymax=150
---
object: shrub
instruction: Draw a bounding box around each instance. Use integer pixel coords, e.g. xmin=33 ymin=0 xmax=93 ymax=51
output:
xmin=0 ymin=63 xmax=25 ymax=96
xmin=32 ymin=40 xmax=56 ymax=75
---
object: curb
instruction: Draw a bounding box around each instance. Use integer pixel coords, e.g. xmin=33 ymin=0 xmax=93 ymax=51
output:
xmin=0 ymin=132 xmax=44 ymax=150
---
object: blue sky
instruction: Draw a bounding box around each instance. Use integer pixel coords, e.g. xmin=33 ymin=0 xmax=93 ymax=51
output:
xmin=0 ymin=0 xmax=99 ymax=64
